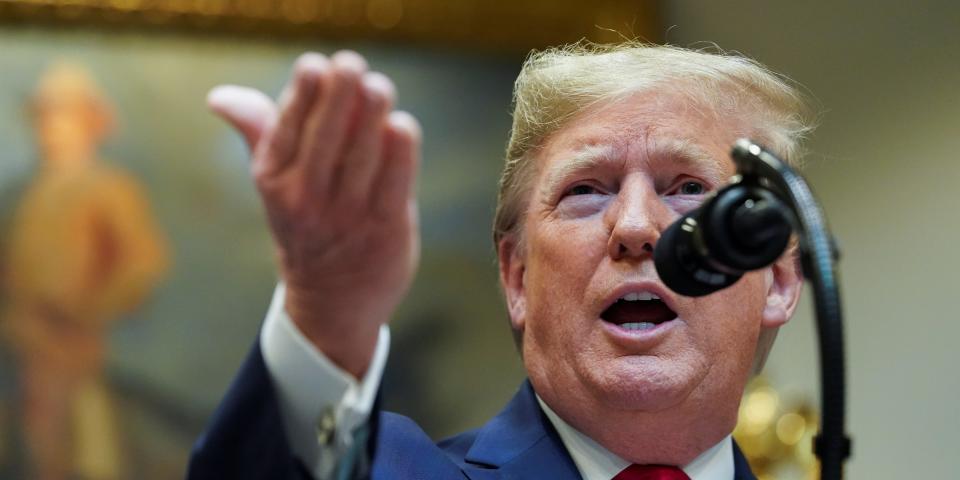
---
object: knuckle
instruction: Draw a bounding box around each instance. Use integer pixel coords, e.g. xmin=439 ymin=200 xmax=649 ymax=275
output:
xmin=272 ymin=123 xmax=297 ymax=146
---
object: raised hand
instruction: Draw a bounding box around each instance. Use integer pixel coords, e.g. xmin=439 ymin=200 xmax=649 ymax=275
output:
xmin=207 ymin=51 xmax=421 ymax=379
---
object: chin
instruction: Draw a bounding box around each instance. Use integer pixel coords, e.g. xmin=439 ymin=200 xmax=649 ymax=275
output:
xmin=585 ymin=355 xmax=708 ymax=412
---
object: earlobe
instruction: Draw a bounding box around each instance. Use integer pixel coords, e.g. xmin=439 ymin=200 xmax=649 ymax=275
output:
xmin=497 ymin=236 xmax=526 ymax=332
xmin=761 ymin=248 xmax=803 ymax=329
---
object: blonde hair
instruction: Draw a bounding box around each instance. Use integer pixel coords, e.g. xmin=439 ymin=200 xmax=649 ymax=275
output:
xmin=493 ymin=41 xmax=815 ymax=249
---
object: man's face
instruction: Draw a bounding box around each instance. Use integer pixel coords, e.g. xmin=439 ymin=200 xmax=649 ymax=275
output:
xmin=34 ymin=96 xmax=109 ymax=163
xmin=498 ymin=89 xmax=800 ymax=454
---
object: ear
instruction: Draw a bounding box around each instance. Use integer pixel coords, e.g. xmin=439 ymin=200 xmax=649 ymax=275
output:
xmin=761 ymin=245 xmax=803 ymax=328
xmin=497 ymin=235 xmax=527 ymax=333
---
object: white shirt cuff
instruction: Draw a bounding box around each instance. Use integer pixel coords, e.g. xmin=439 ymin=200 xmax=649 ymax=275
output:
xmin=260 ymin=283 xmax=390 ymax=479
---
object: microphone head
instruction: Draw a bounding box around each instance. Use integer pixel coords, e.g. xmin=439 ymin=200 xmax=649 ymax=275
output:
xmin=653 ymin=214 xmax=743 ymax=297
xmin=705 ymin=186 xmax=792 ymax=272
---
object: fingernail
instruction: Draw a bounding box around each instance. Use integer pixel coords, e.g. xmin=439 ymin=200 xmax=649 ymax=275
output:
xmin=331 ymin=50 xmax=368 ymax=73
xmin=296 ymin=52 xmax=329 ymax=76
xmin=363 ymin=72 xmax=396 ymax=102
xmin=390 ymin=110 xmax=422 ymax=139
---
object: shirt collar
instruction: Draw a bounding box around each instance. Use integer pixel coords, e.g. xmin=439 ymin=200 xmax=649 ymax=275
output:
xmin=536 ymin=395 xmax=734 ymax=480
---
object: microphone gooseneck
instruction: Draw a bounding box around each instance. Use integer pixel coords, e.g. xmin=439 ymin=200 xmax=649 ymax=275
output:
xmin=654 ymin=139 xmax=851 ymax=480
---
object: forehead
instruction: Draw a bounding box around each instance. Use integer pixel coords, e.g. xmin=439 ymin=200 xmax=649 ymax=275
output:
xmin=537 ymin=90 xmax=749 ymax=174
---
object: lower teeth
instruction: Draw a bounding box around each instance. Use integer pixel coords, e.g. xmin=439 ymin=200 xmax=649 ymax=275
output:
xmin=620 ymin=322 xmax=656 ymax=331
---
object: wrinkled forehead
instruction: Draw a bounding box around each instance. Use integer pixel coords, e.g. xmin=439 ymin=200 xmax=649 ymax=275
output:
xmin=535 ymin=89 xmax=752 ymax=177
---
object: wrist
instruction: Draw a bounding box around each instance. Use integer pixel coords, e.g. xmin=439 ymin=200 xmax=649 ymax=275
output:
xmin=283 ymin=284 xmax=382 ymax=379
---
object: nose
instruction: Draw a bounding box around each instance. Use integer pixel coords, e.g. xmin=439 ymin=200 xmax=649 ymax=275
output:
xmin=605 ymin=181 xmax=668 ymax=261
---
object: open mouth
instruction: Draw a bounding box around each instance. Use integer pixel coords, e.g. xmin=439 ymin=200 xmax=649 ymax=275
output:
xmin=600 ymin=292 xmax=678 ymax=331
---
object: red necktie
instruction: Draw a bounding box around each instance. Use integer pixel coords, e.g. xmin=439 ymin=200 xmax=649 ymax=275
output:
xmin=612 ymin=464 xmax=691 ymax=480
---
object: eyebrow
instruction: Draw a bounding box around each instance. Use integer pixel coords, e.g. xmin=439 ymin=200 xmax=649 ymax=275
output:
xmin=540 ymin=138 xmax=728 ymax=198
xmin=655 ymin=138 xmax=728 ymax=182
xmin=540 ymin=144 xmax=618 ymax=198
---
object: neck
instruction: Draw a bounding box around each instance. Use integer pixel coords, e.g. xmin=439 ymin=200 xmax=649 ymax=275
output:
xmin=537 ymin=395 xmax=735 ymax=479
xmin=531 ymin=376 xmax=739 ymax=466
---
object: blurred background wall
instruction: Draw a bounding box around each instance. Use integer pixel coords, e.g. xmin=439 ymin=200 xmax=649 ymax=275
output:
xmin=0 ymin=0 xmax=956 ymax=478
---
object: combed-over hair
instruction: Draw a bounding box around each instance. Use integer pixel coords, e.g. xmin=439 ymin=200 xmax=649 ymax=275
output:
xmin=493 ymin=41 xmax=815 ymax=249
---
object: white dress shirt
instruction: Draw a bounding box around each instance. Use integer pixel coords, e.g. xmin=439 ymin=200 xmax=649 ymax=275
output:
xmin=260 ymin=283 xmax=735 ymax=480
xmin=260 ymin=284 xmax=390 ymax=479
xmin=537 ymin=397 xmax=733 ymax=480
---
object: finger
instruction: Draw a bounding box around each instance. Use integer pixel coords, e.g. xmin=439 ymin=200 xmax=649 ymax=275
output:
xmin=373 ymin=111 xmax=421 ymax=217
xmin=259 ymin=53 xmax=328 ymax=177
xmin=207 ymin=85 xmax=276 ymax=151
xmin=296 ymin=50 xmax=367 ymax=194
xmin=336 ymin=72 xmax=396 ymax=207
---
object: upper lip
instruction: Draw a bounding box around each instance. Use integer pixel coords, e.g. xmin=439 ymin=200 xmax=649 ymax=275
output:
xmin=597 ymin=281 xmax=679 ymax=318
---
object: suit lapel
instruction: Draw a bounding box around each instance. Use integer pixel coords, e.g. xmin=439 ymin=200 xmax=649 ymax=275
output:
xmin=460 ymin=380 xmax=581 ymax=480
xmin=731 ymin=440 xmax=757 ymax=480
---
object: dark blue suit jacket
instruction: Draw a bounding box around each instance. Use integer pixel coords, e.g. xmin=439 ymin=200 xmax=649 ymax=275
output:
xmin=188 ymin=342 xmax=757 ymax=479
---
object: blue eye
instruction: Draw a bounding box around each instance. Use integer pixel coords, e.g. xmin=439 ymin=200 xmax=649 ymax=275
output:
xmin=678 ymin=181 xmax=705 ymax=195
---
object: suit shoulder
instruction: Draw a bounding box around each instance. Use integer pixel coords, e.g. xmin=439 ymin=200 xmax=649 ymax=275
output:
xmin=377 ymin=411 xmax=477 ymax=459
xmin=436 ymin=427 xmax=481 ymax=462
xmin=376 ymin=411 xmax=479 ymax=459
xmin=371 ymin=412 xmax=466 ymax=478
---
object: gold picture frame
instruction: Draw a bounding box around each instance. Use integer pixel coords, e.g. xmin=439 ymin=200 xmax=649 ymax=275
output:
xmin=0 ymin=0 xmax=661 ymax=51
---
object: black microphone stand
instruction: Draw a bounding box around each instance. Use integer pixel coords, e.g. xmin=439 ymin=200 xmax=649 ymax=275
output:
xmin=728 ymin=139 xmax=852 ymax=480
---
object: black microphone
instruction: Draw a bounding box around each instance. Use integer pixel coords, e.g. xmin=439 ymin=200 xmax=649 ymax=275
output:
xmin=653 ymin=173 xmax=794 ymax=297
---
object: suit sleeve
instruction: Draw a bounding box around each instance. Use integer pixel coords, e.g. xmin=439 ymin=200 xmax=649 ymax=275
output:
xmin=188 ymin=284 xmax=390 ymax=480
xmin=186 ymin=340 xmax=309 ymax=479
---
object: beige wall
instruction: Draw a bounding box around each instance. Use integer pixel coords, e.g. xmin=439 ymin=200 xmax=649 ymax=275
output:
xmin=664 ymin=1 xmax=960 ymax=478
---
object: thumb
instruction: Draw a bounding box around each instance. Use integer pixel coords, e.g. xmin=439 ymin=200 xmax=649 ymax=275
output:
xmin=207 ymin=85 xmax=277 ymax=151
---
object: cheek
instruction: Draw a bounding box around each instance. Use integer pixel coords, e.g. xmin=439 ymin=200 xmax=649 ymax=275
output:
xmin=523 ymin=219 xmax=607 ymax=325
xmin=697 ymin=273 xmax=768 ymax=356
xmin=534 ymin=213 xmax=608 ymax=259
xmin=528 ymin=222 xmax=605 ymax=293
